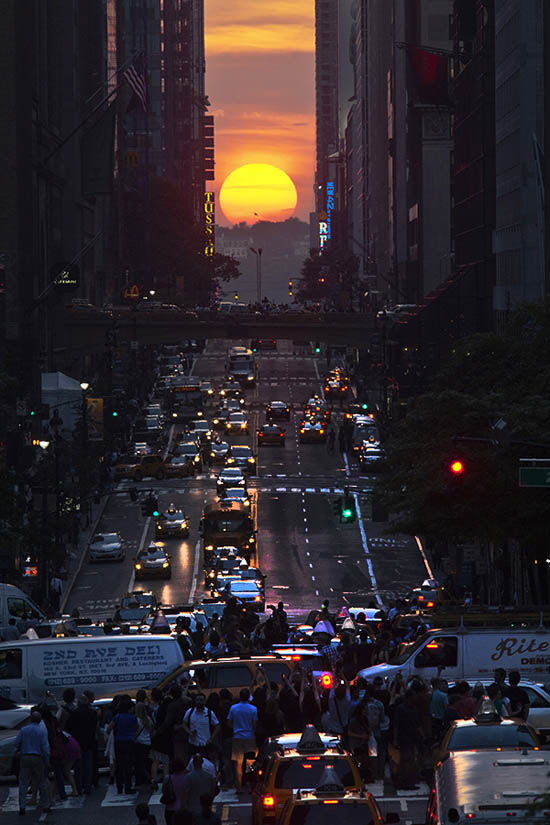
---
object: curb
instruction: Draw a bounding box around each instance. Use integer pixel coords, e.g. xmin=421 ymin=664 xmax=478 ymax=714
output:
xmin=60 ymin=494 xmax=110 ymax=613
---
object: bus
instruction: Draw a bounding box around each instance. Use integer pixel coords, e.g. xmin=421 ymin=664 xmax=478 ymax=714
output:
xmin=199 ymin=501 xmax=256 ymax=567
xmin=170 ymin=376 xmax=203 ymax=422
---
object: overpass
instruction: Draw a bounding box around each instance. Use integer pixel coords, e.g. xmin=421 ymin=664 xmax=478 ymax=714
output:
xmin=57 ymin=309 xmax=379 ymax=354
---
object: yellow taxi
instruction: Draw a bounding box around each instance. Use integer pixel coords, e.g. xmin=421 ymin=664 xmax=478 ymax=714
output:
xmin=435 ymin=697 xmax=541 ymax=763
xmin=277 ymin=766 xmax=397 ymax=825
xmin=251 ymin=727 xmax=362 ymax=825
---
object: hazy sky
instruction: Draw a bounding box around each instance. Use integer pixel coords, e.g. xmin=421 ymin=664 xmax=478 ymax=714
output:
xmin=205 ymin=0 xmax=315 ymax=226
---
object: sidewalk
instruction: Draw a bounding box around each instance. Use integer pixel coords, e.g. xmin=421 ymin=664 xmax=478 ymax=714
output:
xmin=59 ymin=494 xmax=109 ymax=613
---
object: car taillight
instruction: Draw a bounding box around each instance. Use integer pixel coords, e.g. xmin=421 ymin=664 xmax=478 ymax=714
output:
xmin=323 ymin=800 xmax=339 ymax=805
xmin=291 ymin=655 xmax=301 ymax=661
xmin=321 ymin=673 xmax=333 ymax=688
xmin=279 ymin=433 xmax=284 ymax=437
xmin=426 ymin=601 xmax=435 ymax=608
xmin=263 ymin=797 xmax=275 ymax=807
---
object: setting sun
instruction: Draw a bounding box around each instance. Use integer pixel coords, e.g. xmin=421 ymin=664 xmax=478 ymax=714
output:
xmin=219 ymin=163 xmax=298 ymax=225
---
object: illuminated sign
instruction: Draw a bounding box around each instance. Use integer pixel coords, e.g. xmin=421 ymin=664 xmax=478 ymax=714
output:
xmin=326 ymin=182 xmax=334 ymax=241
xmin=204 ymin=191 xmax=215 ymax=257
xmin=319 ymin=221 xmax=328 ymax=249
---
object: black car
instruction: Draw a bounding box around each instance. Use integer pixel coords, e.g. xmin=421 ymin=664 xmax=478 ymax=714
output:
xmin=258 ymin=424 xmax=285 ymax=446
xmin=173 ymin=441 xmax=202 ymax=471
xmin=211 ymin=409 xmax=230 ymax=431
xmin=266 ymin=401 xmax=291 ymax=421
xmin=210 ymin=441 xmax=231 ymax=465
xmin=225 ymin=445 xmax=257 ymax=474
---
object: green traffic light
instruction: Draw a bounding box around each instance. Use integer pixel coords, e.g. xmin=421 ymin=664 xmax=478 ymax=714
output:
xmin=361 ymin=403 xmax=368 ymax=410
xmin=342 ymin=508 xmax=352 ymax=518
xmin=29 ymin=410 xmax=36 ymax=416
xmin=153 ymin=510 xmax=159 ymax=517
xmin=112 ymin=411 xmax=118 ymax=417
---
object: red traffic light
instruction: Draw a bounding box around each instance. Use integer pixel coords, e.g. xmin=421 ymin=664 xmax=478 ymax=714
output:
xmin=450 ymin=460 xmax=464 ymax=475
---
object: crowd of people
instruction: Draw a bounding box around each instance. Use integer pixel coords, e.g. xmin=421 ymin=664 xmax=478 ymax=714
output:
xmin=14 ymin=598 xmax=531 ymax=821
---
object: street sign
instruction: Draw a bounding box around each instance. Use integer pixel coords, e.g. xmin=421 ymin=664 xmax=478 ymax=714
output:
xmin=519 ymin=466 xmax=550 ymax=488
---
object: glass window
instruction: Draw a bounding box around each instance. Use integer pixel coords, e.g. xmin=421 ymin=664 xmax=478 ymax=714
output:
xmin=0 ymin=649 xmax=22 ymax=680
xmin=415 ymin=637 xmax=458 ymax=669
xmin=7 ymin=598 xmax=40 ymax=621
xmin=263 ymin=662 xmax=291 ymax=684
xmin=213 ymin=665 xmax=252 ymax=688
xmin=448 ymin=724 xmax=536 ymax=750
xmin=524 ymin=687 xmax=549 ymax=708
xmin=274 ymin=758 xmax=355 ymax=789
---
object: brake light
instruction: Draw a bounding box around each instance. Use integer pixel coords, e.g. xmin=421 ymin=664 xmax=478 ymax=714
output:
xmin=426 ymin=643 xmax=439 ymax=649
xmin=321 ymin=673 xmax=333 ymax=688
xmin=301 ymin=764 xmax=313 ymax=769
xmin=263 ymin=797 xmax=275 ymax=807
xmin=306 ymin=756 xmax=321 ymax=761
xmin=323 ymin=800 xmax=339 ymax=805
xmin=279 ymin=433 xmax=284 ymax=437
xmin=418 ymin=595 xmax=424 ymax=600
xmin=291 ymin=655 xmax=301 ymax=661
xmin=426 ymin=601 xmax=435 ymax=608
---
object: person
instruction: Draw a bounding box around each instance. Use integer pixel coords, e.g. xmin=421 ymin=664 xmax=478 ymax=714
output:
xmin=67 ymin=694 xmax=97 ymax=795
xmin=185 ymin=742 xmax=218 ymax=780
xmin=182 ymin=754 xmax=216 ymax=818
xmin=16 ymin=711 xmax=51 ymax=815
xmin=136 ymin=802 xmax=157 ymax=825
xmin=454 ymin=681 xmax=477 ymax=719
xmin=348 ymin=703 xmax=375 ymax=782
xmin=162 ymin=757 xmax=188 ymax=825
xmin=150 ymin=688 xmax=171 ymax=791
xmin=393 ymin=688 xmax=421 ymax=790
xmin=107 ymin=694 xmax=137 ymax=795
xmin=2 ymin=617 xmax=21 ymax=641
xmin=193 ymin=793 xmax=222 ymax=825
xmin=325 ymin=679 xmax=352 ymax=744
xmin=134 ymin=697 xmax=153 ymax=786
xmin=50 ymin=575 xmax=63 ymax=612
xmin=154 ymin=683 xmax=192 ymax=762
xmin=56 ymin=687 xmax=76 ymax=729
xmin=430 ymin=678 xmax=449 ymax=739
xmin=506 ymin=670 xmax=530 ymax=721
xmin=182 ymin=693 xmax=220 ymax=756
xmin=227 ymin=688 xmax=258 ymax=793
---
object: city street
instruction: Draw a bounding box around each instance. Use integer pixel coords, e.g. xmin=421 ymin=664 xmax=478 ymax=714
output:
xmin=0 ymin=339 xmax=431 ymax=825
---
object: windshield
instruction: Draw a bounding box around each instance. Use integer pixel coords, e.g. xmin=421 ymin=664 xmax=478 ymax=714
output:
xmin=389 ymin=635 xmax=429 ymax=665
xmin=274 ymin=758 xmax=355 ymax=789
xmin=231 ymin=582 xmax=258 ymax=592
xmin=448 ymin=725 xmax=536 ymax=751
xmin=140 ymin=549 xmax=165 ymax=560
xmin=232 ymin=448 xmax=251 ymax=457
xmin=205 ymin=515 xmax=251 ymax=532
xmin=289 ymin=805 xmax=373 ymax=825
xmin=222 ymin=470 xmax=243 ymax=478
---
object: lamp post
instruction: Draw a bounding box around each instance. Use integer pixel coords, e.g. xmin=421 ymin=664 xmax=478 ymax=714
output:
xmin=49 ymin=409 xmax=63 ymax=567
xmin=79 ymin=382 xmax=89 ymax=516
xmin=249 ymin=247 xmax=263 ymax=304
xmin=38 ymin=440 xmax=50 ymax=604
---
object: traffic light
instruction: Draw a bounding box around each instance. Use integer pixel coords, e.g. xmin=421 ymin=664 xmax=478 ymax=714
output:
xmin=332 ymin=499 xmax=343 ymax=518
xmin=450 ymin=459 xmax=464 ymax=475
xmin=314 ymin=343 xmax=321 ymax=354
xmin=360 ymin=402 xmax=368 ymax=411
xmin=112 ymin=410 xmax=118 ymax=417
xmin=288 ymin=280 xmax=293 ymax=296
xmin=141 ymin=494 xmax=159 ymax=517
xmin=342 ymin=495 xmax=356 ymax=523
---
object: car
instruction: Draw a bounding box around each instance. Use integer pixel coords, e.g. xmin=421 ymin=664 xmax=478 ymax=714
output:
xmin=436 ymin=700 xmax=541 ymax=762
xmin=359 ymin=445 xmax=384 ymax=471
xmin=164 ymin=455 xmax=196 ymax=478
xmin=220 ymin=487 xmax=251 ymax=508
xmin=88 ymin=531 xmax=126 ymax=562
xmin=266 ymin=401 xmax=291 ymax=421
xmin=113 ymin=454 xmax=167 ymax=481
xmin=224 ymin=579 xmax=265 ymax=611
xmin=278 ymin=770 xmax=391 ymax=825
xmin=173 ymin=441 xmax=202 ymax=470
xmin=304 ymin=398 xmax=330 ymax=420
xmin=446 ymin=678 xmax=550 ymax=735
xmin=155 ymin=506 xmax=190 ymax=539
xmin=219 ymin=383 xmax=244 ymax=403
xmin=251 ymin=339 xmax=277 ymax=351
xmin=226 ymin=411 xmax=249 ymax=434
xmin=145 ymin=404 xmax=165 ymax=422
xmin=114 ymin=591 xmax=158 ymax=623
xmin=299 ymin=419 xmax=327 ymax=443
xmin=133 ymin=441 xmax=152 ymax=456
xmin=189 ymin=420 xmax=212 ymax=444
xmin=157 ymin=655 xmax=298 ymax=699
xmin=251 ymin=727 xmax=362 ymax=825
xmin=200 ymin=380 xmax=215 ymax=398
xmin=376 ymin=303 xmax=417 ymax=319
xmin=229 ymin=366 xmax=256 ymax=387
xmin=258 ymin=424 xmax=285 ymax=446
xmin=323 ymin=375 xmax=349 ymax=398
xmin=211 ymin=410 xmax=230 ymax=431
xmin=134 ymin=543 xmax=172 ymax=580
xmin=216 ymin=467 xmax=247 ymax=495
xmin=225 ymin=445 xmax=257 ymax=474
xmin=210 ymin=441 xmax=231 ymax=465
xmin=223 ymin=399 xmax=242 ymax=414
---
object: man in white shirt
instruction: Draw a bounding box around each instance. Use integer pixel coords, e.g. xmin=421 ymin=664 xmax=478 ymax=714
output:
xmin=182 ymin=693 xmax=220 ymax=755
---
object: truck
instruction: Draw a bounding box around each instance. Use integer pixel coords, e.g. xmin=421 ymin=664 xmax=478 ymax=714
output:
xmin=0 ymin=584 xmax=47 ymax=640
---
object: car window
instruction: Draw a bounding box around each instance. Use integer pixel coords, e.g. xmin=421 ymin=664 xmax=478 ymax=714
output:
xmin=415 ymin=637 xmax=458 ymax=669
xmin=524 ymin=687 xmax=549 ymax=708
xmin=274 ymin=758 xmax=355 ymax=789
xmin=7 ymin=598 xmax=41 ymax=621
xmin=0 ymin=649 xmax=22 ymax=680
xmin=213 ymin=665 xmax=253 ymax=689
xmin=448 ymin=724 xmax=536 ymax=750
xmin=262 ymin=662 xmax=291 ymax=684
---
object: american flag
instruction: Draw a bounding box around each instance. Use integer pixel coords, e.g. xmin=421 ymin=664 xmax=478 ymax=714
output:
xmin=123 ymin=55 xmax=147 ymax=111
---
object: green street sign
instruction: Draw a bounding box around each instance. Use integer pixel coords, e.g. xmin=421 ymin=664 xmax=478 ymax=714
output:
xmin=519 ymin=466 xmax=550 ymax=488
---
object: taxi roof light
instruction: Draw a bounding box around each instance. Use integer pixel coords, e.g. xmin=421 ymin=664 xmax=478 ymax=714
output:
xmin=297 ymin=725 xmax=327 ymax=754
xmin=474 ymin=696 xmax=501 ymax=723
xmin=263 ymin=796 xmax=275 ymax=807
xmin=314 ymin=765 xmax=346 ymax=797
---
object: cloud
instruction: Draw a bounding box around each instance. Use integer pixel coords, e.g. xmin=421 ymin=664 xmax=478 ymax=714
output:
xmin=205 ymin=1 xmax=314 ymax=55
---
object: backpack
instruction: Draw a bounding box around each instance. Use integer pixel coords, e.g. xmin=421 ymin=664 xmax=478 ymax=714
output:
xmin=184 ymin=706 xmax=215 ymax=734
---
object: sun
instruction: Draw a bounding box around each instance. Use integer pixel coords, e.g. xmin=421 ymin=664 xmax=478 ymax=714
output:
xmin=219 ymin=163 xmax=297 ymax=224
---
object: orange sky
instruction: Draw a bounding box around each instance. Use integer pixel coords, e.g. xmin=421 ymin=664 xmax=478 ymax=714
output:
xmin=205 ymin=0 xmax=315 ymax=227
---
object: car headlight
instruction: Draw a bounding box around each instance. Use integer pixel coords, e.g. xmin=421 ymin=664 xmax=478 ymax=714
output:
xmin=241 ymin=423 xmax=247 ymax=429
xmin=157 ymin=524 xmax=162 ymax=530
xmin=135 ymin=563 xmax=142 ymax=570
xmin=210 ymin=452 xmax=215 ymax=457
xmin=208 ymin=571 xmax=215 ymax=578
xmin=255 ymin=596 xmax=261 ymax=602
xmin=163 ymin=562 xmax=170 ymax=568
xmin=248 ymin=458 xmax=255 ymax=463
xmin=194 ymin=455 xmax=200 ymax=462
xmin=206 ymin=545 xmax=214 ymax=551
xmin=249 ymin=536 xmax=255 ymax=543
xmin=213 ymin=419 xmax=219 ymax=424
xmin=172 ymin=412 xmax=178 ymax=418
xmin=227 ymin=458 xmax=235 ymax=464
xmin=247 ymin=375 xmax=254 ymax=381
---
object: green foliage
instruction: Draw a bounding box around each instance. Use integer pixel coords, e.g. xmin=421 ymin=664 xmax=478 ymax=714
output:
xmin=377 ymin=300 xmax=550 ymax=544
xmin=297 ymin=247 xmax=358 ymax=305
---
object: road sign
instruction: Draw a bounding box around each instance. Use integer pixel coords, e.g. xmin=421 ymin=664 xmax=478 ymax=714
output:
xmin=519 ymin=466 xmax=550 ymax=488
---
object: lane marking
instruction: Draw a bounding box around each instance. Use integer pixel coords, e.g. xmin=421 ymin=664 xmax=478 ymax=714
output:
xmin=353 ymin=491 xmax=384 ymax=607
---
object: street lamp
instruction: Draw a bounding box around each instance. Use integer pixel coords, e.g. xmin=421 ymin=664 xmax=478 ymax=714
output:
xmin=38 ymin=440 xmax=50 ymax=450
xmin=79 ymin=383 xmax=90 ymax=514
xmin=249 ymin=247 xmax=263 ymax=304
xmin=149 ymin=289 xmax=156 ymax=298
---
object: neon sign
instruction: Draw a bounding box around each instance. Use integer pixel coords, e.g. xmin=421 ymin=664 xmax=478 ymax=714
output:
xmin=326 ymin=182 xmax=334 ymax=242
xmin=319 ymin=221 xmax=328 ymax=249
xmin=204 ymin=191 xmax=215 ymax=257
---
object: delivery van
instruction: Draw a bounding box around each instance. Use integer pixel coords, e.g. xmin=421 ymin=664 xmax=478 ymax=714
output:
xmin=358 ymin=626 xmax=550 ymax=686
xmin=0 ymin=634 xmax=184 ymax=703
xmin=0 ymin=584 xmax=47 ymax=639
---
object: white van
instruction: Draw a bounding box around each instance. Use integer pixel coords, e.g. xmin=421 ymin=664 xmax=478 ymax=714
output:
xmin=358 ymin=626 xmax=550 ymax=686
xmin=0 ymin=584 xmax=47 ymax=639
xmin=0 ymin=634 xmax=185 ymax=703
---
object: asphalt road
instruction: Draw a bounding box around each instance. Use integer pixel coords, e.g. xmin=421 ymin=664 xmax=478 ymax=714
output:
xmin=0 ymin=338 xmax=431 ymax=824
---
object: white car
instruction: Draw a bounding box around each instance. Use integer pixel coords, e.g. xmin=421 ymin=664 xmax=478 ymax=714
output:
xmin=226 ymin=579 xmax=265 ymax=611
xmin=216 ymin=467 xmax=246 ymax=494
xmin=89 ymin=532 xmax=125 ymax=562
xmin=449 ymin=678 xmax=550 ymax=735
xmin=226 ymin=412 xmax=249 ymax=434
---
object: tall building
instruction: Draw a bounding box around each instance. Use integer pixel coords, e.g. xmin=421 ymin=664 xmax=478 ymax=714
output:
xmin=493 ymin=0 xmax=545 ymax=326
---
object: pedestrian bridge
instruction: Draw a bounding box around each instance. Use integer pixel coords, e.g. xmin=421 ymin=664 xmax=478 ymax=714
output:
xmin=58 ymin=309 xmax=378 ymax=354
